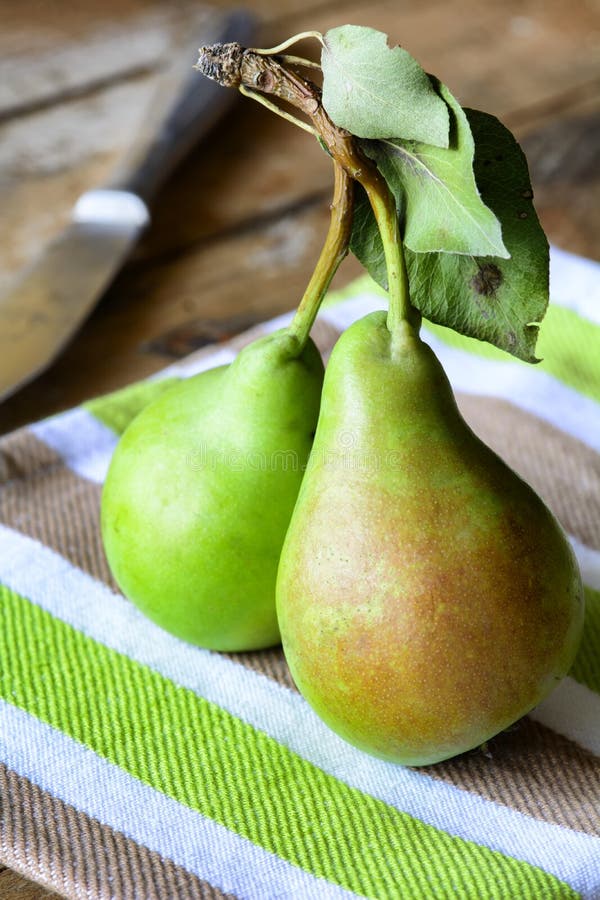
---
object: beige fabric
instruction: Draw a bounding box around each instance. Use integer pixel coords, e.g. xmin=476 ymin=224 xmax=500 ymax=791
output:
xmin=0 ymin=322 xmax=597 ymax=898
xmin=457 ymin=393 xmax=600 ymax=549
xmin=0 ymin=763 xmax=236 ymax=900
xmin=0 ymin=416 xmax=597 ymax=847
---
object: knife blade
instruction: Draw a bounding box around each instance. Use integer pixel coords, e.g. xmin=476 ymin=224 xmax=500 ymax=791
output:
xmin=0 ymin=8 xmax=255 ymax=402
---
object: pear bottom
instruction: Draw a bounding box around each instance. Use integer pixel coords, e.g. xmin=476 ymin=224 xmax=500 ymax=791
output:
xmin=276 ymin=313 xmax=584 ymax=766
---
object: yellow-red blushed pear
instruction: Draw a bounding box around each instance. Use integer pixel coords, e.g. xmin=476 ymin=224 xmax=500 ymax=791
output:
xmin=276 ymin=311 xmax=584 ymax=766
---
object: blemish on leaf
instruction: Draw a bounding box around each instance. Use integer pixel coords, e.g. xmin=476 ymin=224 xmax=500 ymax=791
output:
xmin=518 ymin=211 xmax=528 ymax=220
xmin=470 ymin=263 xmax=503 ymax=297
xmin=521 ymin=188 xmax=534 ymax=199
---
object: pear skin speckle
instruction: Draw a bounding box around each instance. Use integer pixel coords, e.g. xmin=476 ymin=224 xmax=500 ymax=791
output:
xmin=276 ymin=312 xmax=584 ymax=766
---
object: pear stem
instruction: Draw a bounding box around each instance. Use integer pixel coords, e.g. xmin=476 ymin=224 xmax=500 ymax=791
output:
xmin=195 ymin=43 xmax=418 ymax=334
xmin=360 ymin=181 xmax=416 ymax=332
xmin=288 ymin=162 xmax=354 ymax=349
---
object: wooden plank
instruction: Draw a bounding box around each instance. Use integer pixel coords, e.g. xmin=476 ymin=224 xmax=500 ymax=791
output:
xmin=0 ymin=0 xmax=335 ymax=121
xmin=0 ymin=0 xmax=599 ymax=433
xmin=0 ymin=4 xmax=199 ymax=119
xmin=0 ymin=3 xmax=246 ymax=294
xmin=268 ymin=0 xmax=600 ymax=115
xmin=2 ymin=88 xmax=599 ymax=435
xmin=4 ymin=0 xmax=600 ymax=270
xmin=520 ymin=102 xmax=600 ymax=260
xmin=0 ymin=196 xmax=364 ymax=432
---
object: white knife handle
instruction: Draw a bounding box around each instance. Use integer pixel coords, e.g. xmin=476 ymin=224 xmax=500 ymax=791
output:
xmin=72 ymin=190 xmax=150 ymax=228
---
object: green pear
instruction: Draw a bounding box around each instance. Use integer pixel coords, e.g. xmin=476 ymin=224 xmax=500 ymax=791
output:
xmin=102 ymin=329 xmax=323 ymax=651
xmin=276 ymin=311 xmax=584 ymax=766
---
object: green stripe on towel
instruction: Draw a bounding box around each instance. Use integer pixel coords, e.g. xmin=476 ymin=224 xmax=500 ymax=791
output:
xmin=0 ymin=585 xmax=579 ymax=899
xmin=424 ymin=304 xmax=600 ymax=403
xmin=85 ymin=377 xmax=179 ymax=435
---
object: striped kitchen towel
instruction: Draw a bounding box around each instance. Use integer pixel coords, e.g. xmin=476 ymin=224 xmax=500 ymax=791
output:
xmin=0 ymin=244 xmax=598 ymax=900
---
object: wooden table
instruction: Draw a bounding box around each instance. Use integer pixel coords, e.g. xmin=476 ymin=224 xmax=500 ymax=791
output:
xmin=1 ymin=0 xmax=599 ymax=895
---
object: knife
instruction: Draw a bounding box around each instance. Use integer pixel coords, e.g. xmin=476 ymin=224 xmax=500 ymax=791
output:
xmin=0 ymin=8 xmax=255 ymax=402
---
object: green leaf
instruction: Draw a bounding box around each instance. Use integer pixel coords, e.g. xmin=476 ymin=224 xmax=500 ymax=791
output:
xmin=321 ymin=25 xmax=449 ymax=147
xmin=350 ymin=110 xmax=549 ymax=362
xmin=361 ymin=81 xmax=509 ymax=258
